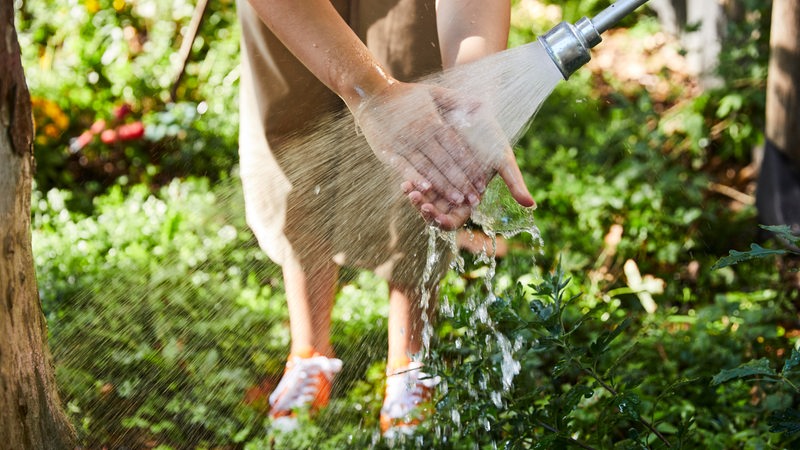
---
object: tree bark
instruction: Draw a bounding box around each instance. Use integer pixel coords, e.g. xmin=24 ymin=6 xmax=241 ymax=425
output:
xmin=766 ymin=0 xmax=800 ymax=167
xmin=0 ymin=3 xmax=77 ymax=448
xmin=648 ymin=0 xmax=735 ymax=89
xmin=756 ymin=0 xmax=800 ymax=242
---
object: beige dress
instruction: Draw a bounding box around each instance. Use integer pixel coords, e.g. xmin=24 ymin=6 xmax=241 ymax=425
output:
xmin=237 ymin=0 xmax=448 ymax=288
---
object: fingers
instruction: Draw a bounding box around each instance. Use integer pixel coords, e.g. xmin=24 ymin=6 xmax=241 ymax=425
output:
xmin=408 ymin=188 xmax=472 ymax=231
xmin=434 ymin=91 xmax=490 ymax=198
xmin=431 ymin=204 xmax=472 ymax=231
xmin=399 ymin=166 xmax=431 ymax=194
xmin=496 ymin=147 xmax=535 ymax=208
xmin=405 ymin=151 xmax=535 ymax=230
xmin=434 ymin=127 xmax=485 ymax=204
xmin=360 ymin=81 xmax=533 ymax=222
xmin=398 ymin=131 xmax=480 ymax=205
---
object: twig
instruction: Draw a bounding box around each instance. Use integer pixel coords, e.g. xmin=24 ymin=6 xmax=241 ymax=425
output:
xmin=585 ymin=367 xmax=672 ymax=447
xmin=170 ymin=0 xmax=209 ymax=102
xmin=536 ymin=420 xmax=597 ymax=450
xmin=708 ymin=182 xmax=754 ymax=205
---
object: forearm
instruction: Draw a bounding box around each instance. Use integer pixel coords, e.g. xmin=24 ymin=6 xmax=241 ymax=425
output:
xmin=435 ymin=0 xmax=511 ymax=68
xmin=246 ymin=0 xmax=394 ymax=108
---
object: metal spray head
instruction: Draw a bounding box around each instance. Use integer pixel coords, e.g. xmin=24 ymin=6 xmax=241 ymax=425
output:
xmin=539 ymin=0 xmax=650 ymax=79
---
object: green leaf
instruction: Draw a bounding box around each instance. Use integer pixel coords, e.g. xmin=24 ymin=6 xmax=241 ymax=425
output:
xmin=711 ymin=243 xmax=787 ymax=270
xmin=768 ymin=408 xmax=800 ymax=436
xmin=760 ymin=224 xmax=800 ymax=246
xmin=615 ymin=392 xmax=642 ymax=421
xmin=783 ymin=348 xmax=800 ymax=375
xmin=161 ymin=338 xmax=181 ymax=363
xmin=563 ymin=384 xmax=594 ymax=416
xmin=530 ymin=299 xmax=555 ymax=322
xmin=590 ymin=317 xmax=632 ymax=357
xmin=716 ymin=93 xmax=743 ymax=118
xmin=552 ymin=358 xmax=572 ymax=377
xmin=660 ymin=377 xmax=703 ymax=397
xmin=532 ymin=434 xmax=559 ymax=449
xmin=711 ymin=358 xmax=777 ymax=385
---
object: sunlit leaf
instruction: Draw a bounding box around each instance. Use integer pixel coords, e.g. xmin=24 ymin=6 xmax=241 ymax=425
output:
xmin=783 ymin=348 xmax=800 ymax=375
xmin=711 ymin=358 xmax=777 ymax=385
xmin=716 ymin=93 xmax=743 ymax=118
xmin=711 ymin=243 xmax=787 ymax=270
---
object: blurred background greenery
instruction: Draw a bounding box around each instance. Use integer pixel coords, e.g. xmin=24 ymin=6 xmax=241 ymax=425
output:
xmin=17 ymin=0 xmax=800 ymax=448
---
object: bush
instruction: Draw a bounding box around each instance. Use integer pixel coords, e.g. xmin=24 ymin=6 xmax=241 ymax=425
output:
xmin=421 ymin=260 xmax=800 ymax=449
xmin=34 ymin=178 xmax=272 ymax=445
xmin=26 ymin=0 xmax=800 ymax=448
xmin=32 ymin=178 xmax=394 ymax=447
xmin=18 ymin=0 xmax=241 ymax=211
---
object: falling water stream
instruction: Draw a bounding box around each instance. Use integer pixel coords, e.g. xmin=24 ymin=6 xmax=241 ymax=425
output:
xmin=39 ymin=39 xmax=564 ymax=447
xmin=417 ymin=39 xmax=562 ymax=375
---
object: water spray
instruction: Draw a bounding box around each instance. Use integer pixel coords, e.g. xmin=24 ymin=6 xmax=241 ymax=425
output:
xmin=539 ymin=0 xmax=650 ymax=79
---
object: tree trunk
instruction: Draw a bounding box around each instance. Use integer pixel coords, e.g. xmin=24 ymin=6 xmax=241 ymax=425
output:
xmin=766 ymin=0 xmax=800 ymax=167
xmin=0 ymin=3 xmax=77 ymax=448
xmin=756 ymin=0 xmax=800 ymax=243
xmin=648 ymin=0 xmax=731 ymax=88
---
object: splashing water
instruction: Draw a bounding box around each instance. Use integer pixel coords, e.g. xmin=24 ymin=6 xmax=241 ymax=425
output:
xmin=434 ymin=40 xmax=564 ymax=146
xmin=38 ymin=39 xmax=564 ymax=447
xmin=416 ymin=42 xmax=561 ymax=391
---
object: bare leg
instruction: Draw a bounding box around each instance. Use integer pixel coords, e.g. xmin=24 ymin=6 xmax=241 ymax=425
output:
xmin=282 ymin=252 xmax=338 ymax=358
xmin=381 ymin=282 xmax=439 ymax=435
xmin=387 ymin=284 xmax=434 ymax=369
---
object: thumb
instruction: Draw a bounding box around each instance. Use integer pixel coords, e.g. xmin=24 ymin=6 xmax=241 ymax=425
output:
xmin=495 ymin=150 xmax=535 ymax=208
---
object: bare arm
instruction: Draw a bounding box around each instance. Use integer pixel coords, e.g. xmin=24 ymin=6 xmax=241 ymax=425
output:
xmin=247 ymin=0 xmax=487 ymax=206
xmin=405 ymin=0 xmax=533 ymax=229
xmin=436 ymin=0 xmax=511 ymax=68
xmin=245 ymin=0 xmax=393 ymax=109
xmin=246 ymin=0 xmax=533 ymax=230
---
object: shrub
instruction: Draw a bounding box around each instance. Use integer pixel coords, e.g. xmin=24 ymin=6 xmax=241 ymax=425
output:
xmin=33 ymin=178 xmax=274 ymax=445
xmin=33 ymin=178 xmax=394 ymax=447
xmin=17 ymin=0 xmax=241 ymax=210
xmin=421 ymin=260 xmax=799 ymax=449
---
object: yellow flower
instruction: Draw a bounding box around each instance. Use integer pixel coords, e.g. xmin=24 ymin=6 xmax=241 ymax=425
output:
xmin=42 ymin=100 xmax=61 ymax=119
xmin=53 ymin=109 xmax=69 ymax=130
xmin=43 ymin=124 xmax=60 ymax=139
xmin=86 ymin=0 xmax=100 ymax=14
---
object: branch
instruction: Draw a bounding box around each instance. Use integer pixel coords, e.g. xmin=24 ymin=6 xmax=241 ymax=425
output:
xmin=170 ymin=0 xmax=209 ymax=102
xmin=536 ymin=420 xmax=597 ymax=450
xmin=585 ymin=367 xmax=672 ymax=448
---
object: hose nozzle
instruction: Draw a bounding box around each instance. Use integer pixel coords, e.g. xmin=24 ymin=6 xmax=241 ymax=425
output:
xmin=539 ymin=0 xmax=649 ymax=79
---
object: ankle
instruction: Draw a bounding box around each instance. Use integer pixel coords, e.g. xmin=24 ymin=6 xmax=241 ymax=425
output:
xmin=387 ymin=356 xmax=413 ymax=374
xmin=289 ymin=344 xmax=335 ymax=360
xmin=289 ymin=345 xmax=316 ymax=359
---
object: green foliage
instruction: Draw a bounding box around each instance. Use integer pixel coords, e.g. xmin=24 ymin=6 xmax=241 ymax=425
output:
xmin=34 ymin=178 xmax=274 ymax=446
xmin=710 ymin=347 xmax=800 ymax=443
xmin=17 ymin=0 xmax=241 ymax=210
xmin=712 ymin=226 xmax=799 ymax=269
xmin=713 ymin=244 xmax=789 ymax=270
xmin=23 ymin=0 xmax=800 ymax=448
xmin=32 ymin=179 xmax=392 ymax=447
xmin=421 ymin=260 xmax=798 ymax=449
xmin=511 ymin=7 xmax=776 ymax=294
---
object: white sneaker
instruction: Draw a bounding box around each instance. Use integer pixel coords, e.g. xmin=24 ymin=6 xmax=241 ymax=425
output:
xmin=268 ymin=352 xmax=343 ymax=430
xmin=380 ymin=361 xmax=440 ymax=437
